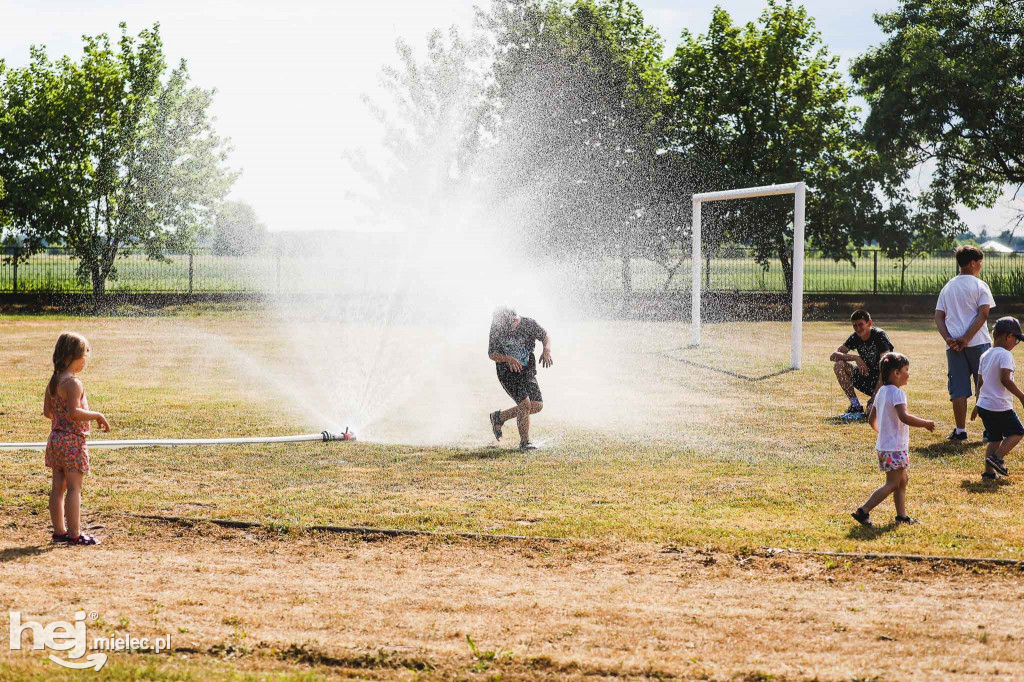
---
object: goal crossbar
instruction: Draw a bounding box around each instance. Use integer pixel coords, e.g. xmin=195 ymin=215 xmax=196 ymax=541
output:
xmin=691 ymin=181 xmax=806 ymax=370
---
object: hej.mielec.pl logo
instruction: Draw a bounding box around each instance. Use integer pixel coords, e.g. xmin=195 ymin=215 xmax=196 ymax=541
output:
xmin=10 ymin=610 xmax=172 ymax=671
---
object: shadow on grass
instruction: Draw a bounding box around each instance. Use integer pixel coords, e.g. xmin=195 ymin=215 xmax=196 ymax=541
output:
xmin=0 ymin=544 xmax=55 ymax=564
xmin=845 ymin=520 xmax=900 ymax=539
xmin=447 ymin=446 xmax=511 ymax=461
xmin=960 ymin=478 xmax=1012 ymax=494
xmin=658 ymin=351 xmax=795 ymax=383
xmin=915 ymin=441 xmax=981 ymax=458
xmin=822 ymin=415 xmax=869 ymax=426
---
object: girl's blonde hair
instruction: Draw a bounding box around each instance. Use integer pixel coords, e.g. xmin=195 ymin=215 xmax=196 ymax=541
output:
xmin=48 ymin=332 xmax=89 ymax=397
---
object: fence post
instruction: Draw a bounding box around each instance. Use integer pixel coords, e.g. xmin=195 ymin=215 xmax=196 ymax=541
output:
xmin=188 ymin=251 xmax=194 ymax=296
xmin=11 ymin=247 xmax=18 ymax=295
xmin=873 ymin=250 xmax=878 ymax=295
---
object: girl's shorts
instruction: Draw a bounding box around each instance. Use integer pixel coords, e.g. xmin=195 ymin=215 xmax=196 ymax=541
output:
xmin=877 ymin=449 xmax=909 ymax=472
xmin=45 ymin=431 xmax=90 ymax=473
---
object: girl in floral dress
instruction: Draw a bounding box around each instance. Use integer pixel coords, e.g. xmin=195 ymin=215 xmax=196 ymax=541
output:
xmin=43 ymin=332 xmax=110 ymax=546
xmin=851 ymin=352 xmax=934 ymax=527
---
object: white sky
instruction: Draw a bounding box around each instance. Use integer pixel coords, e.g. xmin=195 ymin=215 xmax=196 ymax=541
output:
xmin=1 ymin=0 xmax=1019 ymax=234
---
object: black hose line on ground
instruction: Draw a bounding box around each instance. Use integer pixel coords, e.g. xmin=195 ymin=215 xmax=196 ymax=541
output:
xmin=124 ymin=513 xmax=1024 ymax=567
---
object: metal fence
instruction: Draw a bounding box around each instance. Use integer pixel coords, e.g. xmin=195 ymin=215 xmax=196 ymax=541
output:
xmin=2 ymin=246 xmax=1022 ymax=296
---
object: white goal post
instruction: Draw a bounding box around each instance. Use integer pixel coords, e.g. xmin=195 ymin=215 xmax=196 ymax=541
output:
xmin=691 ymin=181 xmax=806 ymax=369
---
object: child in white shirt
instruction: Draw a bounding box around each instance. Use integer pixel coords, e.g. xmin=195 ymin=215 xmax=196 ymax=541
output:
xmin=935 ymin=245 xmax=995 ymax=441
xmin=970 ymin=316 xmax=1024 ymax=479
xmin=852 ymin=352 xmax=935 ymax=527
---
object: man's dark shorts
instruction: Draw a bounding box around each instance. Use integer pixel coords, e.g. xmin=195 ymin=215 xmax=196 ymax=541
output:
xmin=946 ymin=344 xmax=989 ymax=400
xmin=976 ymin=406 xmax=1024 ymax=443
xmin=851 ymin=367 xmax=879 ymax=396
xmin=497 ymin=367 xmax=543 ymax=404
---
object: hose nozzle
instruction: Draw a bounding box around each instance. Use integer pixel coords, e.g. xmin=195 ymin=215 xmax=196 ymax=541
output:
xmin=321 ymin=428 xmax=356 ymax=442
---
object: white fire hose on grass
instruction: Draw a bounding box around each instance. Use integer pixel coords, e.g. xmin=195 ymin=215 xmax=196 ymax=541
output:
xmin=0 ymin=428 xmax=355 ymax=450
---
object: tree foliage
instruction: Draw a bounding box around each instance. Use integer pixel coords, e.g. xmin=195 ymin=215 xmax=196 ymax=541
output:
xmin=0 ymin=24 xmax=236 ymax=293
xmin=851 ymin=0 xmax=1024 ymax=221
xmin=480 ymin=0 xmax=682 ymax=293
xmin=667 ymin=0 xmax=877 ymax=291
xmin=345 ymin=26 xmax=492 ymax=229
xmin=212 ymin=201 xmax=267 ymax=256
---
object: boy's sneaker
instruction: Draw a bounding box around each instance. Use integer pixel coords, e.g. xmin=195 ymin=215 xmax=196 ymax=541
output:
xmin=841 ymin=405 xmax=865 ymax=421
xmin=489 ymin=411 xmax=503 ymax=441
xmin=986 ymin=455 xmax=1009 ymax=476
xmin=851 ymin=508 xmax=872 ymax=527
xmin=895 ymin=515 xmax=918 ymax=525
xmin=981 ymin=471 xmax=997 ymax=480
xmin=519 ymin=441 xmax=538 ymax=451
xmin=947 ymin=430 xmax=968 ymax=442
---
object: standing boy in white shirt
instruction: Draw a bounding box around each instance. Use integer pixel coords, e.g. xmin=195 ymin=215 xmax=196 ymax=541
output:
xmin=971 ymin=317 xmax=1024 ymax=480
xmin=935 ymin=245 xmax=995 ymax=441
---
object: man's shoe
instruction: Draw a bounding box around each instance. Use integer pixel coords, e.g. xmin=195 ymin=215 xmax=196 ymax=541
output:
xmin=840 ymin=405 xmax=866 ymax=421
xmin=981 ymin=471 xmax=997 ymax=480
xmin=489 ymin=411 xmax=502 ymax=441
xmin=986 ymin=455 xmax=1009 ymax=476
xmin=851 ymin=508 xmax=872 ymax=527
xmin=895 ymin=515 xmax=918 ymax=525
xmin=519 ymin=441 xmax=538 ymax=451
xmin=947 ymin=430 xmax=968 ymax=442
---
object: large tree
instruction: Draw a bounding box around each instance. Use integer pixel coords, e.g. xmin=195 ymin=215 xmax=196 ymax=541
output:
xmin=479 ymin=0 xmax=680 ymax=295
xmin=667 ymin=1 xmax=878 ymax=292
xmin=0 ymin=24 xmax=236 ymax=293
xmin=851 ymin=0 xmax=1023 ymax=227
xmin=344 ymin=26 xmax=492 ymax=230
xmin=0 ymin=177 xmax=7 ymax=233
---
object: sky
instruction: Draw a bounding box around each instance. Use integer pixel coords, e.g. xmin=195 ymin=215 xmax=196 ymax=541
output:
xmin=1 ymin=0 xmax=1020 ymax=235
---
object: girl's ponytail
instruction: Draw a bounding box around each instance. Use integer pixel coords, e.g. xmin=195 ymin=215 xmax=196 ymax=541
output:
xmin=48 ymin=332 xmax=89 ymax=397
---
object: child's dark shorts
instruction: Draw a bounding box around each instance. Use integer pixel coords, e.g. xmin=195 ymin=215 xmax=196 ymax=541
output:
xmin=497 ymin=367 xmax=543 ymax=404
xmin=976 ymin=406 xmax=1024 ymax=443
xmin=851 ymin=367 xmax=879 ymax=396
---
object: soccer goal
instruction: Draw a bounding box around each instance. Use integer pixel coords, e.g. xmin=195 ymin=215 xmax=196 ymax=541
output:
xmin=690 ymin=181 xmax=806 ymax=369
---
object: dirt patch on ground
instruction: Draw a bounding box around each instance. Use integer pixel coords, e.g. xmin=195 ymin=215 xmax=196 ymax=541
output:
xmin=2 ymin=515 xmax=1023 ymax=680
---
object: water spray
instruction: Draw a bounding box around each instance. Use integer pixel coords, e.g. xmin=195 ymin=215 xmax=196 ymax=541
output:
xmin=0 ymin=427 xmax=356 ymax=451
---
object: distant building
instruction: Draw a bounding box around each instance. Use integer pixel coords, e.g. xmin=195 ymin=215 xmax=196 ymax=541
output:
xmin=980 ymin=240 xmax=1015 ymax=253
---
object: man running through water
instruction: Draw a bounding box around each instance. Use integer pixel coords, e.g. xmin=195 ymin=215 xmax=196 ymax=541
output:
xmin=488 ymin=306 xmax=553 ymax=451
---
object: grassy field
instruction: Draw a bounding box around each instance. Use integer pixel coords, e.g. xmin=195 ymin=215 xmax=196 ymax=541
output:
xmin=2 ymin=311 xmax=1023 ymax=679
xmin=7 ymin=249 xmax=1024 ymax=295
xmin=2 ymin=312 xmax=1022 ymax=555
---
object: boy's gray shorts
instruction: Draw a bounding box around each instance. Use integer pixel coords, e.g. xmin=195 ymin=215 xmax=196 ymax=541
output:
xmin=946 ymin=343 xmax=990 ymax=400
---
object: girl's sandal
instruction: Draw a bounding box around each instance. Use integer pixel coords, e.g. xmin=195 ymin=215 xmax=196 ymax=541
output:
xmin=851 ymin=508 xmax=873 ymax=527
xmin=66 ymin=534 xmax=99 ymax=546
xmin=895 ymin=515 xmax=918 ymax=525
xmin=51 ymin=533 xmax=69 ymax=544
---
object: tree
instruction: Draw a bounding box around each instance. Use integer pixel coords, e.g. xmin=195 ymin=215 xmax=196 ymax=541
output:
xmin=212 ymin=201 xmax=267 ymax=256
xmin=0 ymin=24 xmax=236 ymax=293
xmin=667 ymin=1 xmax=878 ymax=292
xmin=0 ymin=176 xmax=7 ymax=233
xmin=875 ymin=191 xmax=959 ymax=293
xmin=851 ymin=0 xmax=1024 ymax=228
xmin=344 ymin=26 xmax=492 ymax=230
xmin=479 ymin=0 xmax=679 ymax=296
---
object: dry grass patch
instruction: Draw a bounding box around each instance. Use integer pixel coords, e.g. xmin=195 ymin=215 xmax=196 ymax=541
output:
xmin=1 ymin=516 xmax=1023 ymax=680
